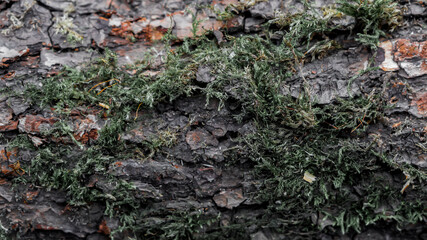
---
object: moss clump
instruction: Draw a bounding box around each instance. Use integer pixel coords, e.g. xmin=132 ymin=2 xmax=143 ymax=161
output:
xmin=337 ymin=0 xmax=402 ymax=49
xmin=242 ymin=123 xmax=426 ymax=235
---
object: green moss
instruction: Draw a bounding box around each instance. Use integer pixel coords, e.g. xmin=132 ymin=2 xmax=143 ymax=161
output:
xmin=53 ymin=4 xmax=84 ymax=44
xmin=241 ymin=120 xmax=425 ymax=234
xmin=0 ymin=224 xmax=12 ymax=240
xmin=16 ymin=0 xmax=425 ymax=238
xmin=7 ymin=134 xmax=35 ymax=150
xmin=337 ymin=0 xmax=402 ymax=49
xmin=159 ymin=210 xmax=220 ymax=240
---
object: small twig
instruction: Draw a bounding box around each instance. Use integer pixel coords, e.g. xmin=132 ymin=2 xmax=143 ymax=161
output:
xmin=97 ymin=82 xmax=118 ymax=95
xmin=325 ymin=122 xmax=339 ymax=129
xmin=88 ymin=78 xmax=120 ymax=93
xmin=351 ymin=113 xmax=366 ymax=133
xmin=88 ymin=80 xmax=111 ymax=92
xmin=134 ymin=102 xmax=144 ymax=120
xmin=85 ymin=75 xmax=98 ymax=82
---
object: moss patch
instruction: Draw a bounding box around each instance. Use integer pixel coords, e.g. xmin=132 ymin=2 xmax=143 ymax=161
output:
xmin=6 ymin=1 xmax=425 ymax=239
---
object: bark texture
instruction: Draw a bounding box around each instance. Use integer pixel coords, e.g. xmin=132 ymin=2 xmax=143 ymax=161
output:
xmin=0 ymin=0 xmax=426 ymax=239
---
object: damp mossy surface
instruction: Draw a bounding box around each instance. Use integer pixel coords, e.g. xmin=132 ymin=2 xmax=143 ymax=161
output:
xmin=2 ymin=1 xmax=425 ymax=239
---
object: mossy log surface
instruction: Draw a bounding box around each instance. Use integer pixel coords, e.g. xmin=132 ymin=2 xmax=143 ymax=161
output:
xmin=0 ymin=0 xmax=426 ymax=239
